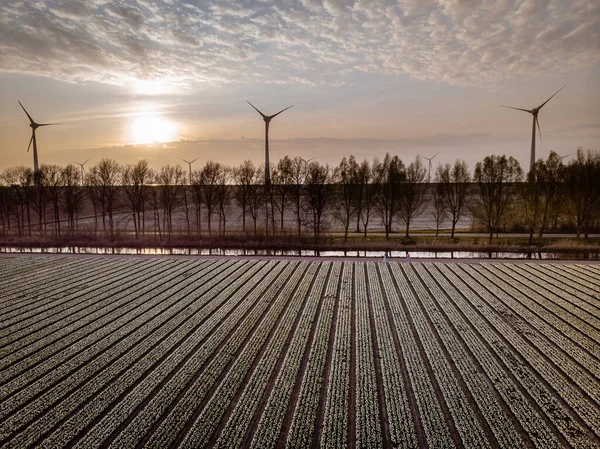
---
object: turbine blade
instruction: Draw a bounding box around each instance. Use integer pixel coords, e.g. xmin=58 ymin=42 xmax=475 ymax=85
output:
xmin=501 ymin=105 xmax=532 ymax=113
xmin=247 ymin=101 xmax=266 ymax=118
xmin=179 ymin=157 xmax=191 ymax=164
xmin=83 ymin=158 xmax=90 ymax=165
xmin=27 ymin=134 xmax=34 ymax=152
xmin=37 ymin=123 xmax=60 ymax=126
xmin=536 ymin=116 xmax=542 ymax=143
xmin=191 ymin=157 xmax=199 ymax=163
xmin=432 ymin=152 xmax=439 ymax=159
xmin=270 ymin=105 xmax=293 ymax=119
xmin=18 ymin=101 xmax=36 ymax=124
xmin=538 ymin=85 xmax=566 ymax=110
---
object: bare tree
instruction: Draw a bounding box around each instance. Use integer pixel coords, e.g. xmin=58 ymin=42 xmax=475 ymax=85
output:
xmin=247 ymin=166 xmax=265 ymax=236
xmin=199 ymin=161 xmax=223 ymax=237
xmin=359 ymin=160 xmax=376 ymax=238
xmin=216 ymin=165 xmax=231 ymax=237
xmin=42 ymin=165 xmax=63 ymax=236
xmin=399 ymin=156 xmax=428 ymax=238
xmin=233 ymin=160 xmax=256 ymax=233
xmin=537 ymin=152 xmax=563 ymax=239
xmin=190 ymin=169 xmax=203 ymax=235
xmin=87 ymin=159 xmax=122 ymax=238
xmin=374 ymin=154 xmax=405 ymax=238
xmin=122 ymin=160 xmax=153 ymax=239
xmin=562 ymin=148 xmax=600 ymax=239
xmin=333 ymin=156 xmax=355 ymax=240
xmin=29 ymin=166 xmax=52 ymax=235
xmin=158 ymin=165 xmax=185 ymax=237
xmin=0 ymin=174 xmax=10 ymax=235
xmin=305 ymin=161 xmax=332 ymax=239
xmin=351 ymin=157 xmax=369 ymax=233
xmin=3 ymin=167 xmax=35 ymax=236
xmin=60 ymin=164 xmax=85 ymax=235
xmin=149 ymin=174 xmax=162 ymax=239
xmin=436 ymin=160 xmax=471 ymax=238
xmin=288 ymin=156 xmax=309 ymax=236
xmin=272 ymin=156 xmax=293 ymax=233
xmin=473 ymin=155 xmax=523 ymax=244
xmin=519 ymin=152 xmax=565 ymax=244
xmin=430 ymin=181 xmax=446 ymax=237
xmin=0 ymin=167 xmax=32 ymax=236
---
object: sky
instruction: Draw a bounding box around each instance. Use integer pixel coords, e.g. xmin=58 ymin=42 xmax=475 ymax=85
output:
xmin=0 ymin=0 xmax=598 ymax=172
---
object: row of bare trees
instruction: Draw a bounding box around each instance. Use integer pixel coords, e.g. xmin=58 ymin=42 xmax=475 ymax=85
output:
xmin=0 ymin=148 xmax=598 ymax=243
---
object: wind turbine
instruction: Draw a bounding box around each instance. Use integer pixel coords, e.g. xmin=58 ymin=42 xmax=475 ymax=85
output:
xmin=19 ymin=101 xmax=59 ymax=175
xmin=557 ymin=152 xmax=573 ymax=163
xmin=180 ymin=157 xmax=199 ymax=185
xmin=73 ymin=158 xmax=90 ymax=186
xmin=247 ymin=101 xmax=293 ymax=185
xmin=419 ymin=153 xmax=439 ymax=183
xmin=502 ymin=86 xmax=565 ymax=174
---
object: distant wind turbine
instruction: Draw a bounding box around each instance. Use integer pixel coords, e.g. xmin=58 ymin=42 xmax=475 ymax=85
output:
xmin=247 ymin=101 xmax=293 ymax=185
xmin=502 ymin=86 xmax=565 ymax=174
xmin=73 ymin=158 xmax=90 ymax=186
xmin=419 ymin=153 xmax=439 ymax=183
xmin=180 ymin=157 xmax=199 ymax=185
xmin=19 ymin=101 xmax=59 ymax=176
xmin=557 ymin=152 xmax=573 ymax=163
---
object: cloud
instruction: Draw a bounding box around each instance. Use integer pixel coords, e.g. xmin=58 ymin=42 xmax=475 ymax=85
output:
xmin=0 ymin=0 xmax=597 ymax=90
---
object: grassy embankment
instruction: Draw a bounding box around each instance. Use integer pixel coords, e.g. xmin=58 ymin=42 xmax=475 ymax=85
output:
xmin=1 ymin=231 xmax=598 ymax=255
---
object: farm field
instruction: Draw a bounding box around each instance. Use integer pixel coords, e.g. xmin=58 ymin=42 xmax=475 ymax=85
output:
xmin=0 ymin=255 xmax=599 ymax=448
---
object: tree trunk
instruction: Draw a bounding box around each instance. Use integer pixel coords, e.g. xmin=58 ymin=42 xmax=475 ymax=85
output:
xmin=528 ymin=228 xmax=534 ymax=245
xmin=207 ymin=210 xmax=212 ymax=237
xmin=55 ymin=204 xmax=61 ymax=237
xmin=133 ymin=212 xmax=138 ymax=239
xmin=26 ymin=205 xmax=31 ymax=236
xmin=242 ymin=202 xmax=246 ymax=232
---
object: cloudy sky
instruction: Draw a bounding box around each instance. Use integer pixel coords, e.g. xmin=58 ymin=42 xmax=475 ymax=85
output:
xmin=0 ymin=0 xmax=598 ymax=171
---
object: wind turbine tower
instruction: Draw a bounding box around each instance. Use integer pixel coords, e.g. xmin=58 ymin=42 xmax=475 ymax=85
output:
xmin=73 ymin=158 xmax=90 ymax=186
xmin=247 ymin=101 xmax=293 ymax=185
xmin=502 ymin=86 xmax=565 ymax=174
xmin=419 ymin=153 xmax=439 ymax=183
xmin=180 ymin=157 xmax=199 ymax=185
xmin=19 ymin=101 xmax=59 ymax=176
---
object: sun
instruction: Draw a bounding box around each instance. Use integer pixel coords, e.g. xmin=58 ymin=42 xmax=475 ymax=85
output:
xmin=130 ymin=115 xmax=176 ymax=144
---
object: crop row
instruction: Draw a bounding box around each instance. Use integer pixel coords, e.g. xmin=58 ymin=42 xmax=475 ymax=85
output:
xmin=1 ymin=256 xmax=598 ymax=448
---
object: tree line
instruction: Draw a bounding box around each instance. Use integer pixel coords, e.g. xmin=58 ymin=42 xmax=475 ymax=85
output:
xmin=0 ymin=148 xmax=598 ymax=244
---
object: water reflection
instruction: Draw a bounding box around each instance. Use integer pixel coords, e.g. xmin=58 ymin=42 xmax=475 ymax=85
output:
xmin=0 ymin=246 xmax=597 ymax=260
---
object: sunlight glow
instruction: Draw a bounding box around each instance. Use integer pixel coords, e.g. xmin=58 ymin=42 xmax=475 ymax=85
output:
xmin=133 ymin=79 xmax=172 ymax=96
xmin=130 ymin=115 xmax=177 ymax=144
